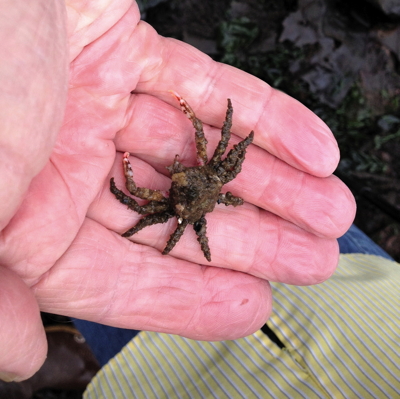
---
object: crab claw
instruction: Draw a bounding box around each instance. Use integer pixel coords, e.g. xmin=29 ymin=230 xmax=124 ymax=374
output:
xmin=168 ymin=90 xmax=181 ymax=101
xmin=169 ymin=90 xmax=196 ymax=121
xmin=122 ymin=152 xmax=134 ymax=181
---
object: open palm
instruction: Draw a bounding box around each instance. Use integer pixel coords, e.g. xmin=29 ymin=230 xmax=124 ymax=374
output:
xmin=0 ymin=0 xmax=355 ymax=380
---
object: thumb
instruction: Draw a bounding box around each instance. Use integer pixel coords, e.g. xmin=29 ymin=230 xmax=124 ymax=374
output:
xmin=0 ymin=267 xmax=47 ymax=382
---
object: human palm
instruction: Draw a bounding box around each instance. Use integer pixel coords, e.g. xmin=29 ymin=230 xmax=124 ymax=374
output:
xmin=0 ymin=0 xmax=355 ymax=380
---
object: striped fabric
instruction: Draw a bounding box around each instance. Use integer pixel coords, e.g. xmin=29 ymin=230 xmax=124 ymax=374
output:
xmin=84 ymin=254 xmax=400 ymax=398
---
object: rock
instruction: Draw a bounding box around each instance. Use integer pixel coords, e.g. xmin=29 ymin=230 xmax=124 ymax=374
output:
xmin=367 ymin=0 xmax=400 ymax=17
xmin=375 ymin=25 xmax=400 ymax=60
xmin=280 ymin=0 xmax=400 ymax=111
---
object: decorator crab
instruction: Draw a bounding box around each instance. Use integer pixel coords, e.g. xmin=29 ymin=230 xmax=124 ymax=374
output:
xmin=110 ymin=92 xmax=254 ymax=262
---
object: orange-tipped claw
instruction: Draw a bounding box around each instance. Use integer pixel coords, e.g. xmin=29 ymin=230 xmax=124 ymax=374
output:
xmin=122 ymin=152 xmax=133 ymax=179
xmin=169 ymin=90 xmax=195 ymax=120
xmin=168 ymin=90 xmax=181 ymax=101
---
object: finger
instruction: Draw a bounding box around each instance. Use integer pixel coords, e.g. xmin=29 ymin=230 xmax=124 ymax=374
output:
xmin=33 ymin=219 xmax=272 ymax=341
xmin=114 ymin=95 xmax=355 ymax=238
xmin=70 ymin=14 xmax=339 ymax=176
xmin=64 ymin=7 xmax=354 ymax=239
xmin=0 ymin=267 xmax=47 ymax=381
xmin=66 ymin=0 xmax=135 ymax=61
xmin=131 ymin=22 xmax=339 ymax=176
xmin=88 ymin=154 xmax=339 ymax=284
xmin=0 ymin=0 xmax=68 ymax=230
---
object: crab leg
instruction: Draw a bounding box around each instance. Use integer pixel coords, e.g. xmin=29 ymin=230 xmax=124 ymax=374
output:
xmin=162 ymin=218 xmax=189 ymax=255
xmin=110 ymin=178 xmax=169 ymax=215
xmin=217 ymin=131 xmax=254 ymax=184
xmin=166 ymin=154 xmax=186 ymax=175
xmin=122 ymin=212 xmax=174 ymax=237
xmin=217 ymin=192 xmax=244 ymax=207
xmin=123 ymin=152 xmax=168 ymax=201
xmin=170 ymin=91 xmax=208 ymax=166
xmin=193 ymin=217 xmax=211 ymax=262
xmin=209 ymin=99 xmax=233 ymax=166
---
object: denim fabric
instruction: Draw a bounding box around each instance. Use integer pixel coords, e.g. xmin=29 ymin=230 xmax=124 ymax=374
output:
xmin=72 ymin=319 xmax=139 ymax=367
xmin=337 ymin=224 xmax=393 ymax=261
xmin=75 ymin=224 xmax=393 ymax=365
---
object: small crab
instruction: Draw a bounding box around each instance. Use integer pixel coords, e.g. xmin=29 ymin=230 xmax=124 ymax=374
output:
xmin=110 ymin=92 xmax=254 ymax=262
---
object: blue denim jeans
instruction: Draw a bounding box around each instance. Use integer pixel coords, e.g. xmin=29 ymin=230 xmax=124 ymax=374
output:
xmin=74 ymin=224 xmax=393 ymax=366
xmin=337 ymin=224 xmax=393 ymax=260
xmin=72 ymin=321 xmax=140 ymax=366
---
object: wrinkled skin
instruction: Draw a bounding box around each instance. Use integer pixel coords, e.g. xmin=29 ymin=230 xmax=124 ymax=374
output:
xmin=0 ymin=0 xmax=356 ymax=382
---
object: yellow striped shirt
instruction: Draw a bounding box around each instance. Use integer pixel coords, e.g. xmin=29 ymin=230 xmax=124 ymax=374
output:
xmin=84 ymin=254 xmax=400 ymax=398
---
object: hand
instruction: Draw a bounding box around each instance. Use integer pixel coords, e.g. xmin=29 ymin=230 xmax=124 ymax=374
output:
xmin=0 ymin=0 xmax=355 ymax=381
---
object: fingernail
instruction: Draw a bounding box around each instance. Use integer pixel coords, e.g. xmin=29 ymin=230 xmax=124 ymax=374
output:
xmin=0 ymin=371 xmax=23 ymax=382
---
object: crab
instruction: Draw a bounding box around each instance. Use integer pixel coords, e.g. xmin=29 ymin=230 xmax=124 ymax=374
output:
xmin=110 ymin=92 xmax=254 ymax=262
